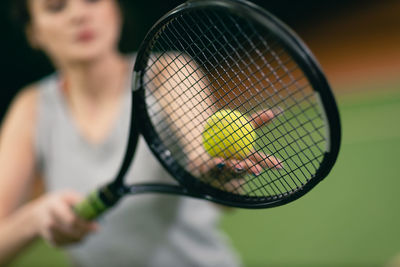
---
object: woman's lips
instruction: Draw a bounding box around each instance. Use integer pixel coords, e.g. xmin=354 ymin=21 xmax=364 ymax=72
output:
xmin=76 ymin=30 xmax=96 ymax=42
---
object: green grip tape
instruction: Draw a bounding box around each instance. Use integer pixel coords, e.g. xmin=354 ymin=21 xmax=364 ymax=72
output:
xmin=74 ymin=191 xmax=108 ymax=220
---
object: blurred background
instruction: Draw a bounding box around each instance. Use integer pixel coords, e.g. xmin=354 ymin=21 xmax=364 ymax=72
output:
xmin=1 ymin=0 xmax=399 ymax=266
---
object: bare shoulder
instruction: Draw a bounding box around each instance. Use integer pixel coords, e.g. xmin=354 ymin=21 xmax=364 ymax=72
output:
xmin=10 ymin=85 xmax=40 ymax=115
xmin=0 ymin=84 xmax=40 ymax=138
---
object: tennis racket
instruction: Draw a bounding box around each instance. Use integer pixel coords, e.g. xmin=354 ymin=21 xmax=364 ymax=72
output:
xmin=74 ymin=0 xmax=341 ymax=220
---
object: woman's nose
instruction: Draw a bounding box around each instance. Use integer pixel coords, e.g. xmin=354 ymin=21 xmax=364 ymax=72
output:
xmin=68 ymin=0 xmax=92 ymax=25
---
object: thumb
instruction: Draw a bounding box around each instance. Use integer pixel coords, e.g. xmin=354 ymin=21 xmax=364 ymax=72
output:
xmin=61 ymin=190 xmax=85 ymax=205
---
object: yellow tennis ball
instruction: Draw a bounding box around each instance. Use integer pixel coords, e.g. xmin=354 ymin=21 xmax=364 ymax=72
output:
xmin=202 ymin=109 xmax=255 ymax=160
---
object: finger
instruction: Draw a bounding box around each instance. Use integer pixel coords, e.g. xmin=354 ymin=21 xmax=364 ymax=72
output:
xmin=242 ymin=158 xmax=263 ymax=176
xmin=227 ymin=158 xmax=262 ymax=176
xmin=211 ymin=157 xmax=262 ymax=178
xmin=250 ymin=151 xmax=284 ymax=169
xmin=249 ymin=107 xmax=283 ymax=129
xmin=204 ymin=158 xmax=244 ymax=188
xmin=48 ymin=219 xmax=97 ymax=246
xmin=224 ymin=158 xmax=245 ymax=173
xmin=61 ymin=190 xmax=84 ymax=205
xmin=48 ymin=228 xmax=86 ymax=247
xmin=52 ymin=201 xmax=79 ymax=228
xmin=51 ymin=201 xmax=96 ymax=239
xmin=42 ymin=220 xmax=85 ymax=247
xmin=60 ymin=191 xmax=99 ymax=230
xmin=212 ymin=157 xmax=226 ymax=170
xmin=223 ymin=178 xmax=246 ymax=193
xmin=197 ymin=157 xmax=225 ymax=175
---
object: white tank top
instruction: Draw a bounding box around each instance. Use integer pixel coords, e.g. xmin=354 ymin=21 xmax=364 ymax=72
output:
xmin=34 ymin=73 xmax=241 ymax=267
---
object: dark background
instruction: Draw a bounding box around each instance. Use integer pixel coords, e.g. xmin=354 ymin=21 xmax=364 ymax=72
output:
xmin=0 ymin=0 xmax=365 ymax=122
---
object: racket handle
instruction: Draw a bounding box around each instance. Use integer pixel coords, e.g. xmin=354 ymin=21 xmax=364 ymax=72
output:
xmin=74 ymin=191 xmax=108 ymax=220
xmin=74 ymin=185 xmax=122 ymax=220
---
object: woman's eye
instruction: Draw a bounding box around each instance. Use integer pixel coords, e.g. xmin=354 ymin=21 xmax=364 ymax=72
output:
xmin=44 ymin=0 xmax=67 ymax=13
xmin=85 ymin=0 xmax=102 ymax=3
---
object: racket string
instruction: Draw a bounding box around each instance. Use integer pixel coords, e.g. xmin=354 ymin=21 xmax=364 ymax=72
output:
xmin=148 ymin=60 xmax=325 ymax=188
xmin=145 ymin=45 xmax=301 ymax=143
xmin=150 ymin=65 xmax=316 ymax=195
xmin=142 ymin=8 xmax=328 ymax=199
xmin=146 ymin=18 xmax=291 ymax=113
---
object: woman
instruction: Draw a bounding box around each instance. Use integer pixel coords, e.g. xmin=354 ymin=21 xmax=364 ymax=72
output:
xmin=0 ymin=0 xmax=281 ymax=266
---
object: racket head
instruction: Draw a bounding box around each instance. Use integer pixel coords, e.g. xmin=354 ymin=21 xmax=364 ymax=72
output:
xmin=132 ymin=0 xmax=341 ymax=208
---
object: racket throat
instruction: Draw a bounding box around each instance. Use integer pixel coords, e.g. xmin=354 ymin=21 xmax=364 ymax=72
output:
xmin=99 ymin=183 xmax=126 ymax=206
xmin=127 ymin=183 xmax=191 ymax=196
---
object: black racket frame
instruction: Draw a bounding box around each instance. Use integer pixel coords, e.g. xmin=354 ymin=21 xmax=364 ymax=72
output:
xmin=97 ymin=0 xmax=341 ymax=209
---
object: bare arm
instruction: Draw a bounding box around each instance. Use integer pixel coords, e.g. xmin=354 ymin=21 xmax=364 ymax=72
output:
xmin=0 ymin=87 xmax=41 ymax=263
xmin=0 ymin=88 xmax=97 ymax=265
xmin=146 ymin=53 xmax=213 ymax=169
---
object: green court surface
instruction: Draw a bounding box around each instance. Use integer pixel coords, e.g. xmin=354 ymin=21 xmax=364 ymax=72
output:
xmin=10 ymin=84 xmax=400 ymax=267
xmin=221 ymin=85 xmax=400 ymax=267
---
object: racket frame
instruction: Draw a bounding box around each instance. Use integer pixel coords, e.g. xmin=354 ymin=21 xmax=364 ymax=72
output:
xmin=131 ymin=0 xmax=341 ymax=209
xmin=75 ymin=0 xmax=341 ymax=220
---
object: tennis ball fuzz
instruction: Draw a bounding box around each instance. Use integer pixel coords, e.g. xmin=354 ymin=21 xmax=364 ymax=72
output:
xmin=202 ymin=109 xmax=255 ymax=159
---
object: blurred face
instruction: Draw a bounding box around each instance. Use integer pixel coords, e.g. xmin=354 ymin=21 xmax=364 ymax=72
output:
xmin=26 ymin=0 xmax=122 ymax=64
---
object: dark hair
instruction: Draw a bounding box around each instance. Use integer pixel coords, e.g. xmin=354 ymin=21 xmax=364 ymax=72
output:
xmin=11 ymin=0 xmax=30 ymax=29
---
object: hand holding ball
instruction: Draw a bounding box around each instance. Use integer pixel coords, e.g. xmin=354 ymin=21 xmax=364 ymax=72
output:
xmin=202 ymin=109 xmax=255 ymax=159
